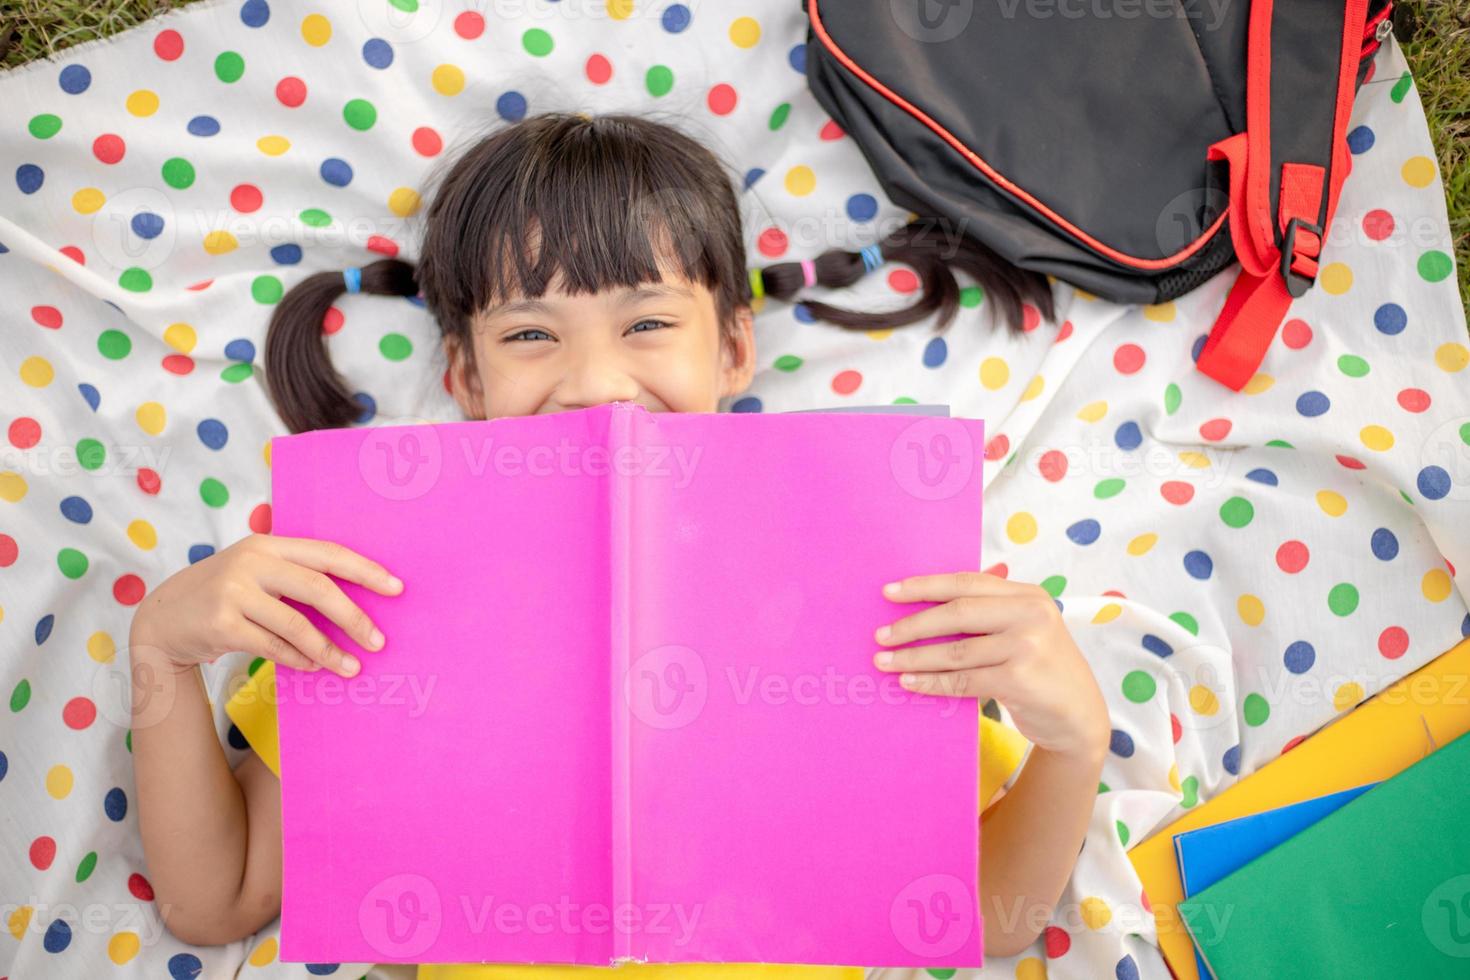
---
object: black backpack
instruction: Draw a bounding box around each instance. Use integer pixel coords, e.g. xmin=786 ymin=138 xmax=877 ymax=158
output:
xmin=804 ymin=0 xmax=1394 ymax=390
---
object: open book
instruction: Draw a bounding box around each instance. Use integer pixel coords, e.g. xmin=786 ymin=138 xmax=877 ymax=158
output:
xmin=270 ymin=401 xmax=985 ymax=968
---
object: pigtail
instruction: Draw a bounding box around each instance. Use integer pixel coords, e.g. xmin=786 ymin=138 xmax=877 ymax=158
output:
xmin=263 ymin=257 xmax=420 ymax=434
xmin=755 ymin=219 xmax=1055 ymax=335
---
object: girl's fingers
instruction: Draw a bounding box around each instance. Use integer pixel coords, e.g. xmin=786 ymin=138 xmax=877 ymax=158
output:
xmin=895 ymin=665 xmax=1007 ymax=700
xmin=874 ymin=633 xmax=1009 ymax=674
xmin=876 ymin=595 xmax=1021 ymax=647
xmin=258 ymin=561 xmax=385 ymax=654
xmin=265 ymin=535 xmax=404 ymax=597
xmin=882 ymin=571 xmax=1037 ymax=603
xmin=235 ymin=616 xmax=327 ymax=674
xmin=243 ymin=594 xmax=361 ymax=677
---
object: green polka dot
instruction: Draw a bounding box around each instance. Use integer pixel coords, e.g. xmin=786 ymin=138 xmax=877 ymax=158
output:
xmin=125 ymin=730 xmax=132 ymax=753
xmin=959 ymin=285 xmax=983 ymax=308
xmin=1390 ymin=71 xmax=1413 ymax=103
xmin=119 ymin=268 xmax=153 ymax=293
xmin=645 ymin=65 xmax=674 ymax=97
xmin=892 ymin=396 xmax=917 ymax=405
xmin=76 ymin=438 xmax=105 ymax=471
xmin=1338 ymin=354 xmax=1370 ymax=378
xmin=343 ymin=98 xmax=377 ymax=131
xmin=299 ymin=208 xmax=332 ymax=228
xmin=28 ymin=114 xmax=62 ymax=139
xmin=248 ymin=656 xmax=267 ymax=676
xmin=58 ymin=547 xmax=89 ymax=579
xmin=200 ymin=478 xmax=230 ymax=508
xmin=1328 ymin=582 xmax=1359 ymax=616
xmin=1122 ymin=670 xmax=1156 ymax=703
xmin=1460 ymin=422 xmax=1470 ymax=447
xmin=522 ymin=28 xmax=553 ymax=57
xmin=1418 ymin=250 xmax=1453 ymax=283
xmin=1169 ymin=611 xmax=1199 ymax=636
xmin=773 ymin=354 xmax=802 ymax=372
xmin=76 ymin=851 xmax=97 ymax=883
xmin=380 ymin=333 xmax=413 ymax=361
xmin=161 ymin=157 xmax=195 ymax=189
xmin=1266 ymin=438 xmax=1294 ymax=449
xmin=925 ymin=971 xmax=956 ymax=980
xmin=221 ymin=362 xmax=254 ymax=383
xmin=10 ymin=679 xmax=30 ymax=712
xmin=1400 ymin=488 xmax=1415 ymax=506
xmin=769 ymin=103 xmax=791 ymax=130
xmin=251 ymin=275 xmax=284 ymax=304
xmin=388 ymin=0 xmax=418 ymax=9
xmin=1094 ymin=478 xmax=1125 ymax=499
xmin=214 ymin=51 xmax=245 ymax=83
xmin=1039 ymin=574 xmax=1066 ymax=597
xmin=1115 ymin=820 xmax=1130 ymax=847
xmin=1243 ymin=692 xmax=1270 ymax=726
xmin=1180 ymin=775 xmax=1199 ymax=808
xmin=1097 ymin=781 xmax=1110 ymax=794
xmin=1219 ymin=496 xmax=1254 ymax=528
xmin=97 ymin=329 xmax=132 ymax=360
xmin=1164 ymin=382 xmax=1181 ymax=416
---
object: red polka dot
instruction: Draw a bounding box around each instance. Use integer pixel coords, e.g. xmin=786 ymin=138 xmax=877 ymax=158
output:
xmin=1113 ymin=343 xmax=1145 ymax=374
xmin=186 ymin=279 xmax=213 ymax=292
xmin=322 ymin=306 xmax=345 ymax=335
xmin=137 ymin=468 xmax=161 ymax=495
xmin=1282 ymin=734 xmax=1308 ymax=753
xmin=154 ymin=29 xmax=184 ymax=61
xmin=1170 ymin=713 xmax=1182 ymax=744
xmin=275 ymin=76 xmax=307 ymax=107
xmin=59 ymin=245 xmax=85 ymax=265
xmin=9 ymin=417 xmax=41 ymax=449
xmin=1044 ymin=925 xmax=1071 ymax=958
xmin=0 ymin=534 xmax=16 ymax=567
xmin=1397 ymin=388 xmax=1430 ymax=413
xmin=230 ymin=183 xmax=263 ymax=213
xmin=32 ymin=305 xmax=63 ymax=329
xmin=62 ymin=696 xmax=96 ymax=730
xmin=1281 ymin=318 xmax=1312 ymax=349
xmin=162 ymin=354 xmax=194 ymax=375
xmin=411 ymin=126 xmax=443 ymax=157
xmin=454 ymin=11 xmax=485 ymax=38
xmin=1276 ymin=539 xmax=1309 ymax=573
xmin=1160 ymin=481 xmax=1194 ymax=505
xmin=1378 ymin=625 xmax=1408 ymax=659
xmin=1141 ymin=888 xmax=1152 ymax=914
xmin=1199 ymin=417 xmax=1232 ymax=441
xmin=1335 ymin=454 xmax=1367 ymax=470
xmin=129 ymin=872 xmax=155 ymax=902
xmin=1021 ymin=303 xmax=1041 ymax=332
xmin=819 ymin=119 xmax=845 ymax=140
xmin=756 ymin=227 xmax=788 ymax=259
xmin=1362 ymin=209 xmax=1394 ymax=241
xmin=92 ymin=134 xmax=126 ymax=165
xmin=1038 ymin=449 xmax=1068 ymax=482
xmin=249 ymin=503 xmax=273 ymax=534
xmin=706 ymin=83 xmax=737 ymax=115
xmin=586 ymin=54 xmax=612 ymax=85
xmin=366 ymin=235 xmax=399 ymax=257
xmin=114 ymin=574 xmax=146 ymax=606
xmin=887 ymin=268 xmax=918 ymax=294
xmin=983 ymin=562 xmax=1009 ymax=578
xmin=984 ymin=434 xmax=1009 ymax=461
xmin=1054 ymin=319 xmax=1073 ymax=343
xmin=30 ymin=836 xmax=56 ymax=871
xmin=831 ymin=369 xmax=862 ymax=395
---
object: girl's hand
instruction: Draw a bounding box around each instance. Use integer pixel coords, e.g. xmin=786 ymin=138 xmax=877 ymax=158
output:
xmin=129 ymin=533 xmax=403 ymax=677
xmin=873 ymin=571 xmax=1110 ymax=760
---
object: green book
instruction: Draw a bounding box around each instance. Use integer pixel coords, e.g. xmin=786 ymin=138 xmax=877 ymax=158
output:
xmin=1179 ymin=727 xmax=1470 ymax=979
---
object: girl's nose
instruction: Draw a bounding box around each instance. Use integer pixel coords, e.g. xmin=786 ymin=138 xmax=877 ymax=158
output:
xmin=554 ymin=355 xmax=641 ymax=412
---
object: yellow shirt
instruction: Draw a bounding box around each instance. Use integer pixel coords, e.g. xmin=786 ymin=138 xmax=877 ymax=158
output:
xmin=225 ymin=660 xmax=1030 ymax=980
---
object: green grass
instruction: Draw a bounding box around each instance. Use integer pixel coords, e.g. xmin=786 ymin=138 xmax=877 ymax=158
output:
xmin=2 ymin=0 xmax=1466 ymax=311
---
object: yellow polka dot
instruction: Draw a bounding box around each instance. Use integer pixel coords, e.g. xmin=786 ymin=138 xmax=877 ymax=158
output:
xmin=1401 ymin=155 xmax=1436 ymax=188
xmin=164 ymin=323 xmax=196 ymax=353
xmin=46 ymin=764 xmax=74 ymax=799
xmin=0 ymin=472 xmax=27 ymax=503
xmin=1316 ymin=490 xmax=1347 ymax=517
xmin=1020 ymin=374 xmax=1045 ymax=402
xmin=1143 ymin=301 xmax=1175 ymax=322
xmin=1016 ymin=956 xmax=1047 ymax=980
xmin=1168 ymin=763 xmax=1181 ymax=792
xmin=125 ymin=89 xmax=159 ymax=117
xmin=729 ymin=16 xmax=761 ymax=47
xmin=979 ymin=357 xmax=1010 ymax=390
xmin=1359 ymin=425 xmax=1394 ymax=451
xmin=8 ymin=906 xmax=32 ymax=940
xmin=1006 ymin=511 xmax=1037 ymax=544
xmin=1074 ymin=288 xmax=1097 ymax=301
xmin=1092 ymin=602 xmax=1122 ymax=624
xmin=203 ymin=230 xmax=237 ymax=255
xmin=248 ymin=936 xmax=279 ymax=966
xmin=301 ymin=13 xmax=332 ymax=46
xmin=88 ymin=630 xmax=116 ymax=663
xmin=1238 ymin=593 xmax=1265 ymax=626
xmin=1178 ymin=451 xmax=1211 ymax=469
xmin=1080 ymin=896 xmax=1112 ymax=930
xmin=432 ymin=63 xmax=465 ymax=96
xmin=1190 ymin=684 xmax=1219 ymax=716
xmin=606 ymin=0 xmax=634 ymax=17
xmin=136 ymin=402 xmax=166 ymax=435
xmin=1423 ymin=568 xmax=1452 ymax=602
xmin=1436 ymin=342 xmax=1469 ymax=373
xmin=108 ymin=931 xmax=141 ymax=965
xmin=72 ymin=187 xmax=105 ymax=214
xmin=20 ymin=356 xmax=55 ymax=387
xmin=1243 ymin=372 xmax=1274 ymax=394
xmin=1076 ymin=400 xmax=1108 ymax=422
xmin=127 ymin=520 xmax=158 ymax=551
xmin=1319 ymin=262 xmax=1353 ymax=295
xmin=263 ymin=440 xmax=273 ymax=467
xmin=257 ymin=135 xmax=291 ymax=156
xmin=1334 ymin=681 xmax=1364 ymax=712
xmin=1127 ymin=532 xmax=1157 ymax=556
xmin=784 ymin=165 xmax=816 ymax=196
xmin=865 ymin=328 xmax=893 ymax=341
xmin=389 ymin=187 xmax=422 ymax=217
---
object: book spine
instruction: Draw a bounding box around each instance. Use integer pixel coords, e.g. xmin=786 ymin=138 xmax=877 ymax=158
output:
xmin=609 ymin=403 xmax=634 ymax=963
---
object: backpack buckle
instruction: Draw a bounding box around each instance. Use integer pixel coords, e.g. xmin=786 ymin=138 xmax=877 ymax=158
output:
xmin=1280 ymin=217 xmax=1323 ymax=298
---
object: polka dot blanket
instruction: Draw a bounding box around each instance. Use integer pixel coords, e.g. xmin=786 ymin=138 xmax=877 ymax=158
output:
xmin=1 ymin=1 xmax=1467 ymax=978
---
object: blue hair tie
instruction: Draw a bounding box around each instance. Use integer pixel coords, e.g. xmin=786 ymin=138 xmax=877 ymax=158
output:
xmin=859 ymin=243 xmax=883 ymax=273
xmin=342 ymin=266 xmax=362 ymax=294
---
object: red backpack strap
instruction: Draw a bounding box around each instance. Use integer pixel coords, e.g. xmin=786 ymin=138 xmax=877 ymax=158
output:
xmin=1195 ymin=0 xmax=1375 ymax=391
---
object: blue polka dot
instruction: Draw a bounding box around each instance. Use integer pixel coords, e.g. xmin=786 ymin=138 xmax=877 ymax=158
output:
xmin=240 ymin=0 xmax=270 ymax=27
xmin=1183 ymin=549 xmax=1213 ymax=580
xmin=306 ymin=966 xmax=342 ymax=976
xmin=792 ymin=303 xmax=815 ymax=324
xmin=188 ymin=543 xmax=215 ymax=564
xmin=60 ymin=496 xmax=93 ymax=524
xmin=320 ymin=157 xmax=354 ymax=187
xmin=271 ymin=243 xmax=303 ymax=265
xmin=788 ymin=43 xmax=806 ymax=74
xmin=497 ymin=90 xmax=527 ymax=122
xmin=1116 ymin=954 xmax=1140 ymax=980
xmin=743 ymin=168 xmax=765 ymax=190
xmin=186 ymin=115 xmax=220 ymax=137
xmin=43 ymin=919 xmax=72 ymax=953
xmin=352 ymin=391 xmax=377 ymax=424
xmin=846 ymin=193 xmax=878 ymax=222
xmin=36 ymin=613 xmax=55 ymax=646
xmin=225 ymin=338 xmax=256 ymax=362
xmin=1346 ymin=124 xmax=1375 ymax=154
xmin=731 ymin=396 xmax=763 ymax=413
xmin=131 ymin=211 xmax=165 ymax=240
xmin=1245 ymin=467 xmax=1278 ymax=486
xmin=16 ymin=163 xmax=44 ymax=194
xmin=0 ymin=750 xmax=7 ymax=783
xmin=58 ymin=64 xmax=91 ymax=94
xmin=1190 ymin=333 xmax=1208 ymax=362
xmin=1066 ymin=518 xmax=1101 ymax=545
xmin=1462 ymin=612 xmax=1470 ymax=637
xmin=1114 ymin=420 xmax=1142 ymax=451
xmin=661 ymin=4 xmax=691 ymax=32
xmin=1373 ymin=302 xmax=1406 ymax=335
xmin=227 ymin=723 xmax=250 ymax=750
xmin=197 ymin=418 xmax=229 ymax=451
xmin=1370 ymin=527 xmax=1399 ymax=560
xmin=1223 ymin=744 xmax=1241 ymax=775
xmin=79 ymin=384 xmax=100 ymax=411
xmin=1283 ymin=640 xmax=1315 ymax=674
xmin=922 ymin=336 xmax=947 ymax=368
xmin=362 ymin=38 xmax=394 ymax=69
xmin=1295 ymin=390 xmax=1330 ymax=417
xmin=1142 ymin=633 xmax=1173 ymax=658
xmin=168 ymin=953 xmax=203 ymax=978
xmin=104 ymin=787 xmax=128 ymax=821
xmin=1417 ymin=465 xmax=1451 ymax=501
xmin=1109 ymin=729 xmax=1135 ymax=758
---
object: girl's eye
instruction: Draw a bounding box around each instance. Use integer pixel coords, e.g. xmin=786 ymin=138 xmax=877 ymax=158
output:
xmin=627 ymin=319 xmax=672 ymax=335
xmin=506 ymin=328 xmax=553 ymax=343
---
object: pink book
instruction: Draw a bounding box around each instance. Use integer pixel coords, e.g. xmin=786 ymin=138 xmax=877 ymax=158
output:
xmin=270 ymin=401 xmax=984 ymax=969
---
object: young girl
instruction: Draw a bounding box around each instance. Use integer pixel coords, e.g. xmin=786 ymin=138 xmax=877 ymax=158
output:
xmin=128 ymin=112 xmax=1108 ymax=977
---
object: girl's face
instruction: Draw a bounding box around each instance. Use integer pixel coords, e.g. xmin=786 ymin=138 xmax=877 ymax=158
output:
xmin=444 ymin=263 xmax=757 ymax=420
